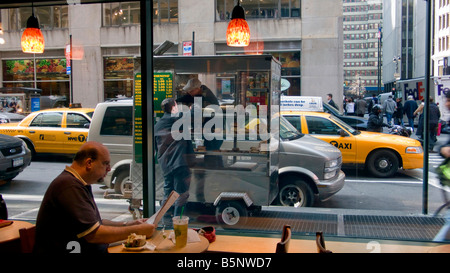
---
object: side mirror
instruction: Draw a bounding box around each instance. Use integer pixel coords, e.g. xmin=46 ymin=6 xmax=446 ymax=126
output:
xmin=338 ymin=129 xmax=348 ymax=137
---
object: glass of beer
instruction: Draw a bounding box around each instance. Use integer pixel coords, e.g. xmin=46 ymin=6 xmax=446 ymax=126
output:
xmin=173 ymin=216 xmax=189 ymax=248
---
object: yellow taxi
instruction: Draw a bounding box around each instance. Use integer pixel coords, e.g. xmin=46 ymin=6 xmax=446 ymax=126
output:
xmin=0 ymin=107 xmax=94 ymax=156
xmin=281 ymin=111 xmax=423 ymax=178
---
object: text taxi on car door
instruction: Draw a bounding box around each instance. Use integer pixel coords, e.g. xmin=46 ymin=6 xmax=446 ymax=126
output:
xmin=0 ymin=105 xmax=94 ymax=157
xmin=280 ymin=96 xmax=423 ymax=178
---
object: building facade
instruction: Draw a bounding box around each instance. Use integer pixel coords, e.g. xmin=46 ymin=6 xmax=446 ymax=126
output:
xmin=382 ymin=0 xmax=427 ymax=98
xmin=343 ymin=0 xmax=383 ymax=97
xmin=0 ymin=0 xmax=343 ymax=109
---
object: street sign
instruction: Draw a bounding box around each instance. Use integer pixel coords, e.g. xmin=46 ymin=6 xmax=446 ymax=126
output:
xmin=183 ymin=41 xmax=193 ymax=56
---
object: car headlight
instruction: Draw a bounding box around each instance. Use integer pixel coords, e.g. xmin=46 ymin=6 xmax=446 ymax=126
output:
xmin=405 ymin=146 xmax=423 ymax=154
xmin=325 ymin=159 xmax=339 ymax=169
xmin=324 ymin=159 xmax=340 ymax=179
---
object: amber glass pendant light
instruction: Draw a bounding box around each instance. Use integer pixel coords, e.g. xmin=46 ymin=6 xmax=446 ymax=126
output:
xmin=226 ymin=1 xmax=250 ymax=47
xmin=21 ymin=4 xmax=45 ymax=53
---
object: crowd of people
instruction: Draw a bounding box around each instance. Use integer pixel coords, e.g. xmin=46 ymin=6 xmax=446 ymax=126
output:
xmin=338 ymin=93 xmax=442 ymax=151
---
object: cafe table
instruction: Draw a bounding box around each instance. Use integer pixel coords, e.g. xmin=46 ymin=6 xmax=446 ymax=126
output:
xmin=0 ymin=220 xmax=34 ymax=253
xmin=108 ymin=229 xmax=209 ymax=253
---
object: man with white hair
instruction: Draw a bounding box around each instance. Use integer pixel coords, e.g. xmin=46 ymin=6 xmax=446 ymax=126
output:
xmin=403 ymin=95 xmax=418 ymax=128
xmin=176 ymin=78 xmax=219 ymax=107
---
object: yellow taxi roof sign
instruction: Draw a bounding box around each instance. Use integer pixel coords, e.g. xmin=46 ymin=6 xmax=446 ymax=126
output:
xmin=280 ymin=96 xmax=323 ymax=112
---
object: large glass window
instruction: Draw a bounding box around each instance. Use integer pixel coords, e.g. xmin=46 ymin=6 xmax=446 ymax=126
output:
xmin=2 ymin=59 xmax=70 ymax=98
xmin=7 ymin=6 xmax=68 ymax=31
xmin=103 ymin=57 xmax=135 ymax=99
xmin=103 ymin=1 xmax=141 ymax=26
xmin=216 ymin=0 xmax=301 ymax=20
xmin=153 ymin=0 xmax=178 ymax=24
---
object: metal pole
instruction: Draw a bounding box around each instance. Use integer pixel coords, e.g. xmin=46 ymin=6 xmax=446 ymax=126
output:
xmin=423 ymin=0 xmax=432 ymax=215
xmin=70 ymin=34 xmax=73 ymax=105
xmin=140 ymin=0 xmax=155 ymax=218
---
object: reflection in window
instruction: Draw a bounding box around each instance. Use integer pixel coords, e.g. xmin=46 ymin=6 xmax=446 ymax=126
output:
xmin=305 ymin=116 xmax=341 ymax=135
xmin=100 ymin=106 xmax=133 ymax=136
xmin=103 ymin=57 xmax=135 ymax=99
xmin=66 ymin=113 xmax=91 ymax=129
xmin=30 ymin=113 xmax=63 ymax=127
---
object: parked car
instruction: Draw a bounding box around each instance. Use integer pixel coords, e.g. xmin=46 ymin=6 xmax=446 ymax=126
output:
xmin=0 ymin=107 xmax=94 ymax=157
xmin=323 ymin=102 xmax=368 ymax=130
xmin=282 ymin=110 xmax=423 ymax=178
xmin=88 ymin=99 xmax=345 ymax=208
xmin=0 ymin=134 xmax=32 ymax=182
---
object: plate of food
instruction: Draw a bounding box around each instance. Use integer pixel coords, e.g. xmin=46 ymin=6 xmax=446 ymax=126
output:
xmin=122 ymin=233 xmax=147 ymax=251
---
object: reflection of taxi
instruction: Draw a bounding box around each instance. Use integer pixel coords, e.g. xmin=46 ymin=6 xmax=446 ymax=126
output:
xmin=0 ymin=107 xmax=94 ymax=156
xmin=281 ymin=111 xmax=423 ymax=178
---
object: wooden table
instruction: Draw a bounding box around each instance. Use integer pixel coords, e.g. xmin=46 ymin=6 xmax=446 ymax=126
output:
xmin=108 ymin=230 xmax=209 ymax=253
xmin=0 ymin=220 xmax=34 ymax=253
xmin=428 ymin=244 xmax=450 ymax=253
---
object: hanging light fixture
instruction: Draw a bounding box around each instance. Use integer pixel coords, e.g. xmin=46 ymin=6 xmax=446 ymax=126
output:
xmin=21 ymin=4 xmax=45 ymax=54
xmin=226 ymin=1 xmax=250 ymax=47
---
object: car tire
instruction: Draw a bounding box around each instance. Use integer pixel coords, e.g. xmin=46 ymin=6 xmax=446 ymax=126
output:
xmin=278 ymin=179 xmax=314 ymax=207
xmin=113 ymin=170 xmax=132 ymax=195
xmin=366 ymin=149 xmax=399 ymax=178
xmin=215 ymin=201 xmax=248 ymax=229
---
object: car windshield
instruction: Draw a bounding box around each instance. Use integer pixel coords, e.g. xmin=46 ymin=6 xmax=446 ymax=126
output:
xmin=329 ymin=114 xmax=359 ymax=135
xmin=323 ymin=102 xmax=344 ymax=115
xmin=280 ymin=116 xmax=303 ymax=140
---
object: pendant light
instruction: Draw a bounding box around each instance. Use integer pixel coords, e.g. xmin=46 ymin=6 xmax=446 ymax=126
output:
xmin=21 ymin=4 xmax=45 ymax=54
xmin=226 ymin=1 xmax=250 ymax=47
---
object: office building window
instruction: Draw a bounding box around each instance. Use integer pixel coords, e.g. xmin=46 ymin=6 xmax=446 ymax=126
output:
xmin=103 ymin=2 xmax=141 ymax=26
xmin=153 ymin=0 xmax=178 ymax=24
xmin=216 ymin=0 xmax=300 ymax=21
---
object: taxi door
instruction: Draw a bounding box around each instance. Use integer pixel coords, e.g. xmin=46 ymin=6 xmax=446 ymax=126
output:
xmin=63 ymin=112 xmax=90 ymax=154
xmin=26 ymin=111 xmax=66 ymax=153
xmin=302 ymin=115 xmax=357 ymax=164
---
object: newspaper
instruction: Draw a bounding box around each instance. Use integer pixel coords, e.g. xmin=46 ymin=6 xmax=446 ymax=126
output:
xmin=146 ymin=190 xmax=179 ymax=226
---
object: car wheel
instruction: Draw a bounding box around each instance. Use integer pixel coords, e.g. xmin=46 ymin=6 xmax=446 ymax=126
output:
xmin=113 ymin=170 xmax=132 ymax=195
xmin=215 ymin=201 xmax=248 ymax=229
xmin=366 ymin=150 xmax=399 ymax=178
xmin=278 ymin=179 xmax=314 ymax=207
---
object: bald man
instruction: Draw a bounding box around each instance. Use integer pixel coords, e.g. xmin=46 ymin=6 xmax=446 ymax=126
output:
xmin=34 ymin=141 xmax=155 ymax=253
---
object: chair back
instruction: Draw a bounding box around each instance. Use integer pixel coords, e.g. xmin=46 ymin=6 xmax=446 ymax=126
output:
xmin=316 ymin=231 xmax=332 ymax=253
xmin=19 ymin=226 xmax=36 ymax=253
xmin=276 ymin=225 xmax=291 ymax=253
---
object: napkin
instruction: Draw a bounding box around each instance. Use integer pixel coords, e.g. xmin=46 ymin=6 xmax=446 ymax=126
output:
xmin=168 ymin=229 xmax=201 ymax=244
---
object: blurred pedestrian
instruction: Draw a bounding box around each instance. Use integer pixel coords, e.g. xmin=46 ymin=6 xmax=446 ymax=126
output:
xmin=355 ymin=96 xmax=367 ymax=117
xmin=345 ymin=97 xmax=355 ymax=116
xmin=403 ymin=95 xmax=418 ymax=128
xmin=394 ymin=97 xmax=404 ymax=126
xmin=382 ymin=95 xmax=397 ymax=126
xmin=327 ymin=93 xmax=339 ymax=110
xmin=433 ymin=91 xmax=450 ymax=242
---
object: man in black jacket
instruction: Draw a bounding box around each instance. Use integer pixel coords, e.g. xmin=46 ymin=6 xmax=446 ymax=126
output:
xmin=154 ymin=98 xmax=195 ymax=217
xmin=367 ymin=104 xmax=390 ymax=132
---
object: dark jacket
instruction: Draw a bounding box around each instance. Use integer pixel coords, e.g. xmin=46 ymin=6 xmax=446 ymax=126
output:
xmin=328 ymin=99 xmax=338 ymax=111
xmin=367 ymin=112 xmax=387 ymax=132
xmin=403 ymin=99 xmax=418 ymax=118
xmin=154 ymin=113 xmax=194 ymax=176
